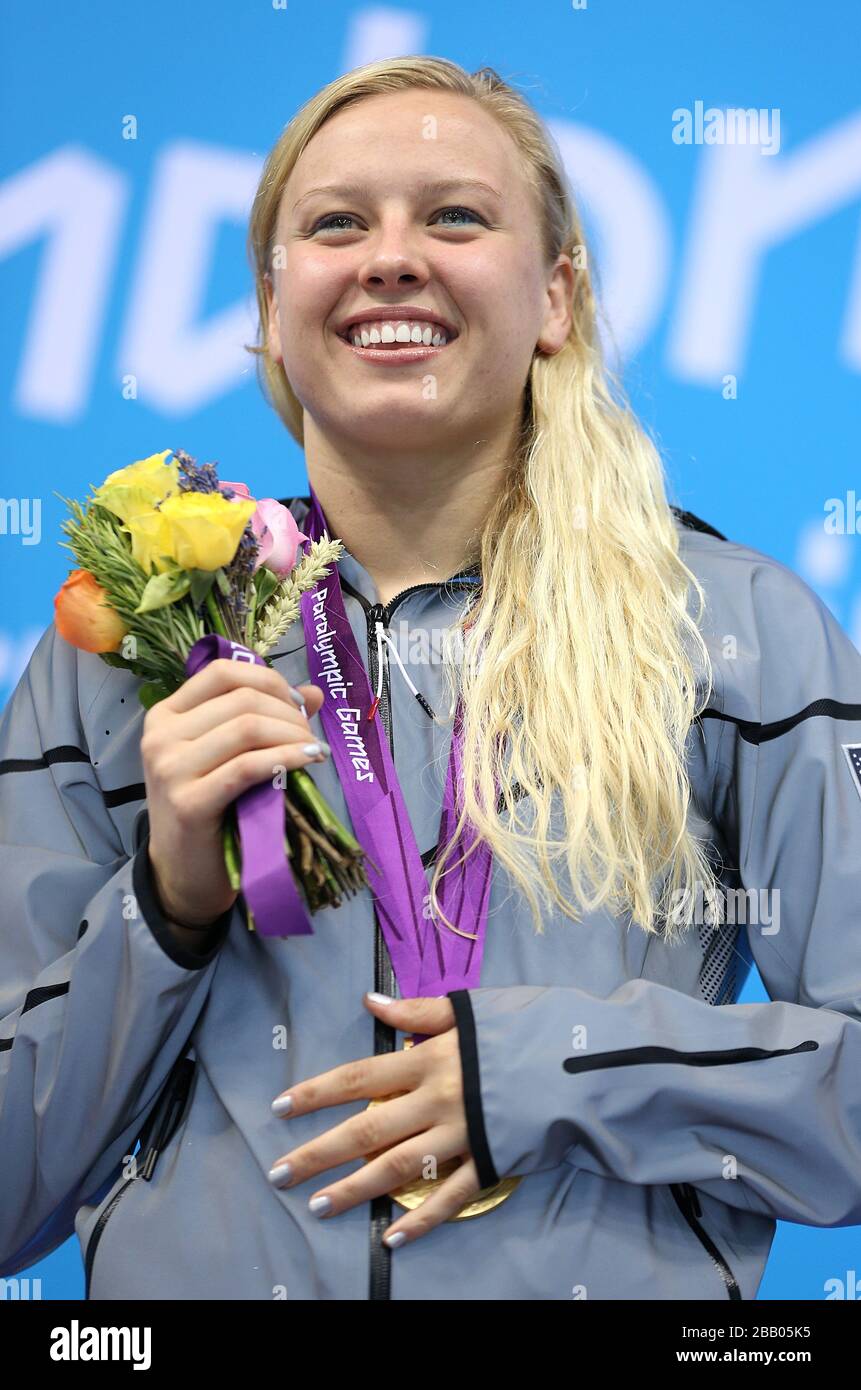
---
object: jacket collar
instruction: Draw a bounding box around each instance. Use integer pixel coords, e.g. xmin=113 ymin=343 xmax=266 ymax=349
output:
xmin=279 ymin=494 xmax=481 ymax=611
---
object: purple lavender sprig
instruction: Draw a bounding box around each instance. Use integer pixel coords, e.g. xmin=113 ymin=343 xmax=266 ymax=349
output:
xmin=172 ymin=448 xmax=260 ymax=642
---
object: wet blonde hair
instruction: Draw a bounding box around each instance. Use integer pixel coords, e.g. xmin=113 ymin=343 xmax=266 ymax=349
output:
xmin=246 ymin=55 xmax=720 ymax=941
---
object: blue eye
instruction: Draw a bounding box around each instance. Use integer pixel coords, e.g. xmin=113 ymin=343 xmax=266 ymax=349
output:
xmin=434 ymin=206 xmax=483 ymax=226
xmin=311 ymin=213 xmax=356 ymax=232
xmin=309 ymin=205 xmax=485 ymax=234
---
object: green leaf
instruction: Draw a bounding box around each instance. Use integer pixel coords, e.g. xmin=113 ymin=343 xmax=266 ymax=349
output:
xmin=253 ymin=567 xmax=279 ymax=608
xmin=214 ymin=566 xmax=232 ymax=597
xmin=188 ymin=568 xmax=216 ymax=608
xmin=138 ymin=681 xmax=173 ymax=709
xmin=134 ymin=570 xmax=192 ymax=615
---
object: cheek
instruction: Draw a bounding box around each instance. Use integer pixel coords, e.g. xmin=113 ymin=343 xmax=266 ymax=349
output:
xmin=278 ymin=249 xmax=346 ymax=341
xmin=446 ymin=245 xmax=539 ymax=342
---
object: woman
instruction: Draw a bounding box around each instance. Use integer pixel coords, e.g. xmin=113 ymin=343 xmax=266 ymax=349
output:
xmin=1 ymin=56 xmax=860 ymax=1302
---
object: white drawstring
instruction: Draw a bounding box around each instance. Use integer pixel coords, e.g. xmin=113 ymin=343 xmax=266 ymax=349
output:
xmin=373 ymin=619 xmax=440 ymax=719
xmin=372 ymin=574 xmax=483 ymax=719
xmin=376 ymin=621 xmax=422 ymax=698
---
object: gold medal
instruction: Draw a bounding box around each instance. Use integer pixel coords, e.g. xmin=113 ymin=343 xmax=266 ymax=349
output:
xmin=364 ymin=1037 xmax=521 ymax=1219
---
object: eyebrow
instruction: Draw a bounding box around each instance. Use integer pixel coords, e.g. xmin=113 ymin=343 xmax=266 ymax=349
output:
xmin=291 ymin=177 xmax=503 ymax=214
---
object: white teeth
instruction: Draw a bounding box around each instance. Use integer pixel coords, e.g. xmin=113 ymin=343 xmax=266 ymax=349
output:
xmin=346 ymin=319 xmax=451 ymax=349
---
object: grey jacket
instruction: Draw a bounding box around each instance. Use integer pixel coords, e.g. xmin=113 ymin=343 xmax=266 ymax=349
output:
xmin=1 ymin=498 xmax=860 ymax=1301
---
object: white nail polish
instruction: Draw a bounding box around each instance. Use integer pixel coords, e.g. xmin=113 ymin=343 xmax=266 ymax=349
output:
xmin=367 ymin=991 xmax=394 ymax=1005
xmin=309 ymin=1195 xmax=332 ymax=1216
xmin=384 ymin=1229 xmax=407 ymax=1248
xmin=271 ymin=1095 xmax=293 ymax=1117
xmin=288 ymin=686 xmax=308 ymax=718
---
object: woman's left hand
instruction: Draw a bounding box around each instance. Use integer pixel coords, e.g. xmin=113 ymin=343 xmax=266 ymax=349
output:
xmin=268 ymin=993 xmax=480 ymax=1245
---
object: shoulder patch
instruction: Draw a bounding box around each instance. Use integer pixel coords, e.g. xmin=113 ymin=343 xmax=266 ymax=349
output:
xmin=843 ymin=743 xmax=861 ymax=803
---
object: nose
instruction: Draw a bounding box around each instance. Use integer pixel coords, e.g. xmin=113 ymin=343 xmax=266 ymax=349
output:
xmin=358 ymin=217 xmax=430 ymax=290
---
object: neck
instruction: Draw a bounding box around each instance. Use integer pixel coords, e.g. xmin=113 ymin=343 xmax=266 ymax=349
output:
xmin=303 ymin=420 xmax=518 ymax=608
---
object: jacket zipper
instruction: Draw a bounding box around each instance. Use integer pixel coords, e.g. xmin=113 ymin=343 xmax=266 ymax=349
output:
xmin=366 ymin=597 xmax=398 ymax=1302
xmin=562 ymin=1038 xmax=819 ymax=1074
xmin=84 ymin=1175 xmax=135 ymax=1299
xmin=339 ymin=574 xmax=479 ymax=1301
xmin=670 ymin=1182 xmax=742 ymax=1301
xmin=84 ymin=1055 xmax=195 ymax=1299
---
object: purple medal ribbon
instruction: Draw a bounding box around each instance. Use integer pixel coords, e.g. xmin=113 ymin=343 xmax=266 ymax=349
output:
xmin=184 ymin=634 xmax=314 ymax=937
xmin=300 ymin=487 xmax=494 ymax=999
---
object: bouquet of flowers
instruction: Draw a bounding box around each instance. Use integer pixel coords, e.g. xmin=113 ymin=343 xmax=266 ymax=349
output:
xmin=53 ymin=447 xmax=370 ymax=929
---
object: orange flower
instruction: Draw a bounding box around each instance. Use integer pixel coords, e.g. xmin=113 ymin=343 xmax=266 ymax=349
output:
xmin=54 ymin=569 xmax=129 ymax=653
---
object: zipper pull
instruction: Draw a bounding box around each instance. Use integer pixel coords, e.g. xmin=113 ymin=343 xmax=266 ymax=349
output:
xmin=367 ymin=607 xmax=387 ymax=722
xmin=139 ymin=1057 xmax=195 ymax=1182
xmin=366 ymin=602 xmax=387 ymax=632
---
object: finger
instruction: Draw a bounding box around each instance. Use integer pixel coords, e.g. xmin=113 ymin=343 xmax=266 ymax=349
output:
xmin=177 ymin=713 xmax=330 ymax=779
xmin=176 ymin=738 xmax=332 ymax=823
xmin=173 ymin=684 xmax=312 ymax=742
xmin=271 ymin=1047 xmax=423 ymax=1119
xmin=382 ymin=1158 xmax=482 ymax=1246
xmin=268 ymin=1091 xmax=432 ymax=1189
xmin=165 ymin=656 xmax=313 ymax=717
xmin=302 ymin=1128 xmax=463 ymax=1218
xmin=363 ymin=993 xmax=456 ymax=1037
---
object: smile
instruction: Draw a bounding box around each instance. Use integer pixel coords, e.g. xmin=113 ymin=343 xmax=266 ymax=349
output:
xmin=335 ymin=317 xmax=457 ymax=364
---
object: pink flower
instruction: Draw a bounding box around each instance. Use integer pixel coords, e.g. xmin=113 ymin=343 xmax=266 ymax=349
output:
xmin=253 ymin=497 xmax=309 ymax=577
xmin=218 ymin=481 xmax=308 ymax=578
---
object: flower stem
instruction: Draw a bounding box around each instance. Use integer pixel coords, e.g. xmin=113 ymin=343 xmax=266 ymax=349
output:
xmin=222 ymin=811 xmax=242 ymax=891
xmin=206 ymin=589 xmax=230 ymax=639
xmin=245 ymin=580 xmax=257 ymax=647
xmin=287 ymin=768 xmax=363 ymax=853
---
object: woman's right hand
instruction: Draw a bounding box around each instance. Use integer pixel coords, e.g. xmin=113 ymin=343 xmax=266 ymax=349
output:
xmin=141 ymin=658 xmax=328 ymax=930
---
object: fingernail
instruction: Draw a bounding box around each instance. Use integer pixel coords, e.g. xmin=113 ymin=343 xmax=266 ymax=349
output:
xmin=271 ymin=1095 xmax=293 ymax=1117
xmin=367 ymin=991 xmax=394 ymax=1005
xmin=309 ymin=1195 xmax=332 ymax=1217
xmin=288 ymin=686 xmax=308 ymax=718
xmin=384 ymin=1229 xmax=407 ymax=1248
xmin=268 ymin=1161 xmax=292 ymax=1186
xmin=303 ymin=742 xmax=322 ymax=757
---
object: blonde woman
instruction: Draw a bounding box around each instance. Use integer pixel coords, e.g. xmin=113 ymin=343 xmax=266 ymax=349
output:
xmin=1 ymin=56 xmax=860 ymax=1303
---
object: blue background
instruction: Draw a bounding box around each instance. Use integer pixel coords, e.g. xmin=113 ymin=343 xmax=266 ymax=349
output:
xmin=1 ymin=0 xmax=859 ymax=1300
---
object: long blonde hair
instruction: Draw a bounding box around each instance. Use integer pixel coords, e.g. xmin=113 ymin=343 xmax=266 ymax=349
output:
xmin=246 ymin=56 xmax=721 ymax=942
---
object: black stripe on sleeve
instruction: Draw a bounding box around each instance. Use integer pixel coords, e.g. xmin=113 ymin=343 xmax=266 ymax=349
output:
xmin=103 ymin=782 xmax=146 ymax=808
xmin=447 ymin=988 xmax=500 ymax=1190
xmin=698 ymin=698 xmax=861 ymax=745
xmin=0 ymin=745 xmax=146 ymax=811
xmin=0 ymin=745 xmax=90 ymax=774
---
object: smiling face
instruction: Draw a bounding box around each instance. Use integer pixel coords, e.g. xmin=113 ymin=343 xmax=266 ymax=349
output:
xmin=265 ymin=89 xmax=572 ymax=457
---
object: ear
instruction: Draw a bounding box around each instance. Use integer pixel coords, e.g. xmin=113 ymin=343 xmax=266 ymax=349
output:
xmin=264 ymin=271 xmax=283 ymax=366
xmin=536 ymin=252 xmax=574 ymax=356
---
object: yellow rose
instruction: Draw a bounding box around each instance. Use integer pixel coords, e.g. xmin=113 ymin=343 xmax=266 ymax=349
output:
xmin=123 ymin=510 xmax=174 ymax=575
xmin=125 ymin=490 xmax=257 ymax=574
xmin=92 ymin=450 xmax=180 ymax=522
